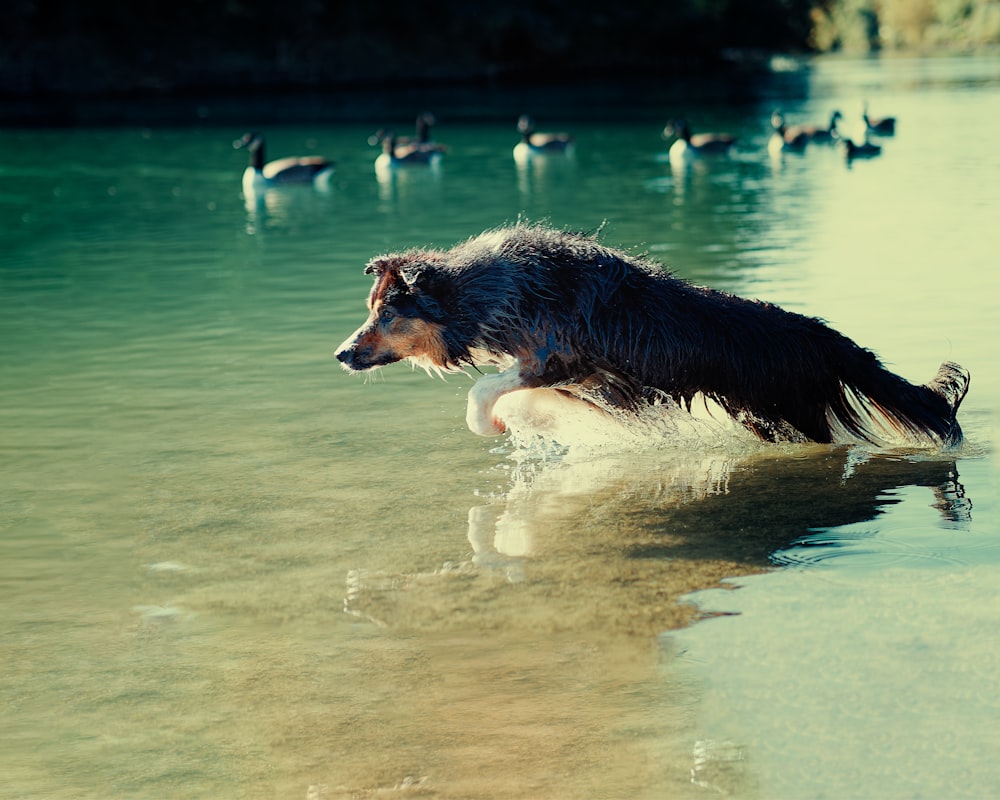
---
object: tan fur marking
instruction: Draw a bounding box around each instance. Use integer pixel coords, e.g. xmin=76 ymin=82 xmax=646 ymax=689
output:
xmin=353 ymin=315 xmax=449 ymax=368
xmin=367 ymin=271 xmax=396 ymax=311
xmin=400 ymin=318 xmax=449 ymax=366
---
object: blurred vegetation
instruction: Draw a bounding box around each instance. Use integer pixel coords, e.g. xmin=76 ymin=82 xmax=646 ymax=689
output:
xmin=0 ymin=0 xmax=813 ymax=96
xmin=811 ymin=0 xmax=1000 ymax=51
xmin=1 ymin=0 xmax=996 ymax=100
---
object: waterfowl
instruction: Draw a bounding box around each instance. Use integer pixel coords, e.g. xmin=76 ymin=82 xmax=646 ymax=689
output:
xmin=841 ymin=137 xmax=882 ymax=161
xmin=663 ymin=118 xmax=737 ymax=166
xmin=863 ymin=103 xmax=896 ymax=136
xmin=801 ymin=110 xmax=843 ymax=142
xmin=371 ymin=129 xmax=444 ymax=173
xmin=392 ymin=112 xmax=445 ymax=152
xmin=513 ymin=115 xmax=574 ymax=160
xmin=768 ymin=110 xmax=810 ymax=156
xmin=413 ymin=111 xmax=437 ymax=147
xmin=233 ymin=132 xmax=335 ymax=195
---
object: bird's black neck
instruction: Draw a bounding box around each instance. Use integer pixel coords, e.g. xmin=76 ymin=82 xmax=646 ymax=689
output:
xmin=250 ymin=140 xmax=265 ymax=171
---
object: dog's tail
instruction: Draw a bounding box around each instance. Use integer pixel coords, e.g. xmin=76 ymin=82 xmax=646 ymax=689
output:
xmin=926 ymin=361 xmax=970 ymax=416
xmin=923 ymin=360 xmax=970 ymax=444
xmin=831 ymin=361 xmax=969 ymax=448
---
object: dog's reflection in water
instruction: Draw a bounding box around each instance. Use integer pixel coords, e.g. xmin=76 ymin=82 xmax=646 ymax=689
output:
xmin=347 ymin=386 xmax=969 ymax=632
xmin=468 ymin=386 xmax=969 ymax=580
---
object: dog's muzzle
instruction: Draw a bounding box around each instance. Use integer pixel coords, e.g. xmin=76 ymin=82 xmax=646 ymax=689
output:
xmin=335 ymin=324 xmax=391 ymax=371
xmin=334 ymin=343 xmax=356 ymax=368
xmin=335 ymin=338 xmax=369 ymax=371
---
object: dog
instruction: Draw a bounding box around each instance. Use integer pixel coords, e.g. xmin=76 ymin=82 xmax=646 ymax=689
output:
xmin=335 ymin=223 xmax=969 ymax=448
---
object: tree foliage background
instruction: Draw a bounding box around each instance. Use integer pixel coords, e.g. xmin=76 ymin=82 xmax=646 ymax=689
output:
xmin=2 ymin=0 xmax=996 ymax=98
xmin=2 ymin=0 xmax=815 ymax=95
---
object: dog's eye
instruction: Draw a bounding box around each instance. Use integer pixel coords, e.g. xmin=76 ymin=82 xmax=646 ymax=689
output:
xmin=378 ymin=307 xmax=396 ymax=324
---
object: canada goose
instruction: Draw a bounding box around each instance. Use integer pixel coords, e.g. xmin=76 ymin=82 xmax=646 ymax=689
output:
xmin=663 ymin=118 xmax=737 ymax=166
xmin=392 ymin=112 xmax=445 ymax=152
xmin=371 ymin=129 xmax=444 ymax=173
xmin=414 ymin=112 xmax=436 ymax=146
xmin=233 ymin=132 xmax=335 ymax=195
xmin=513 ymin=115 xmax=574 ymax=161
xmin=802 ymin=110 xmax=843 ymax=142
xmin=768 ymin=110 xmax=810 ymax=156
xmin=841 ymin=137 xmax=882 ymax=161
xmin=863 ymin=103 xmax=896 ymax=136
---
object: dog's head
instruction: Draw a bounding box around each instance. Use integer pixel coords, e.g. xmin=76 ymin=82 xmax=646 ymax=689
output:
xmin=335 ymin=255 xmax=451 ymax=372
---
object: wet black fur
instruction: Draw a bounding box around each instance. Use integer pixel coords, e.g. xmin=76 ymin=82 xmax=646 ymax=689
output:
xmin=356 ymin=223 xmax=968 ymax=445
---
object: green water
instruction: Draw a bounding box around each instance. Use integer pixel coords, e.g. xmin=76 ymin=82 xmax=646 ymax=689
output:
xmin=2 ymin=55 xmax=999 ymax=799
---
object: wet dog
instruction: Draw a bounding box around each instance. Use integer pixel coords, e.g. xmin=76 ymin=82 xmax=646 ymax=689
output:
xmin=335 ymin=223 xmax=968 ymax=447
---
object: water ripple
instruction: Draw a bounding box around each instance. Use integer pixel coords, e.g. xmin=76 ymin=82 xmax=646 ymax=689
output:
xmin=772 ymin=530 xmax=972 ymax=570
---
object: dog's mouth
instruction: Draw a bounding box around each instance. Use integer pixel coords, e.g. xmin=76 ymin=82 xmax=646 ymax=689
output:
xmin=335 ymin=347 xmax=386 ymax=371
xmin=335 ymin=333 xmax=411 ymax=372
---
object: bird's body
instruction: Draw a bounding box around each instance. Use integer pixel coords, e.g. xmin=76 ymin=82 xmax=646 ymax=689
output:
xmin=800 ymin=110 xmax=843 ymax=143
xmin=372 ymin=130 xmax=445 ymax=174
xmin=768 ymin=111 xmax=810 ymax=156
xmin=233 ymin=132 xmax=334 ymax=195
xmin=664 ymin=119 xmax=737 ymax=166
xmin=513 ymin=115 xmax=574 ymax=161
xmin=864 ymin=104 xmax=896 ymax=136
xmin=842 ymin=138 xmax=882 ymax=161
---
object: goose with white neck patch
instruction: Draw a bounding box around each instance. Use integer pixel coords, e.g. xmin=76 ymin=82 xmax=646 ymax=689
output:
xmin=233 ymin=131 xmax=335 ymax=196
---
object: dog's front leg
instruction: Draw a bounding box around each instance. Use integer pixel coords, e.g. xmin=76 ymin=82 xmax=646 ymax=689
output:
xmin=466 ymin=367 xmax=528 ymax=435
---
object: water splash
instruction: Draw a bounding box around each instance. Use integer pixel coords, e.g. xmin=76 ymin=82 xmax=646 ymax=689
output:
xmin=493 ymin=387 xmax=763 ymax=459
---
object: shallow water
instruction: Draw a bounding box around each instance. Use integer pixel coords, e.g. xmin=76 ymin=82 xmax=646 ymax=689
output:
xmin=1 ymin=54 xmax=999 ymax=799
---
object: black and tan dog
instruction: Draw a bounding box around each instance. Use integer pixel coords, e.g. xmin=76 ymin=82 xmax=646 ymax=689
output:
xmin=335 ymin=223 xmax=968 ymax=447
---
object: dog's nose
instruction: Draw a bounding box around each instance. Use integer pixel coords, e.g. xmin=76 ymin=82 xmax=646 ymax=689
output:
xmin=334 ymin=346 xmax=353 ymax=365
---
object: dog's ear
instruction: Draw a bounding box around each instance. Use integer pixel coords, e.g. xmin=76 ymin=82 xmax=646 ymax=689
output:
xmin=364 ymin=256 xmax=428 ymax=291
xmin=398 ymin=264 xmax=428 ymax=290
xmin=364 ymin=255 xmax=446 ymax=316
xmin=364 ymin=256 xmax=418 ymax=303
xmin=398 ymin=264 xmax=447 ymax=319
xmin=364 ymin=256 xmax=404 ymax=278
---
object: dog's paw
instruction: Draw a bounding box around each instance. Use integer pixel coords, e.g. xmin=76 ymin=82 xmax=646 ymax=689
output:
xmin=466 ymin=407 xmax=507 ymax=436
xmin=466 ymin=370 xmax=522 ymax=436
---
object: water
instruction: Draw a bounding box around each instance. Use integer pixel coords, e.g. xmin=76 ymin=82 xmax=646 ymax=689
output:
xmin=2 ymin=54 xmax=999 ymax=799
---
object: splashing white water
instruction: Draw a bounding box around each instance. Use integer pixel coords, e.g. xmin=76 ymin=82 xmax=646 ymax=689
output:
xmin=493 ymin=387 xmax=762 ymax=458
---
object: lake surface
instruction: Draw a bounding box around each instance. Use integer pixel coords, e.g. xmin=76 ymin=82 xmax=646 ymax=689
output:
xmin=2 ymin=54 xmax=999 ymax=799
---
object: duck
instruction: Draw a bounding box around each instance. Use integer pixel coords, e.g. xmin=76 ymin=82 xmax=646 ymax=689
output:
xmin=863 ymin=103 xmax=896 ymax=136
xmin=841 ymin=137 xmax=882 ymax=161
xmin=663 ymin=118 xmax=737 ymax=166
xmin=801 ymin=110 xmax=843 ymax=143
xmin=233 ymin=132 xmax=335 ymax=195
xmin=513 ymin=115 xmax=574 ymax=161
xmin=371 ymin=129 xmax=445 ymax=174
xmin=768 ymin=110 xmax=810 ymax=156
